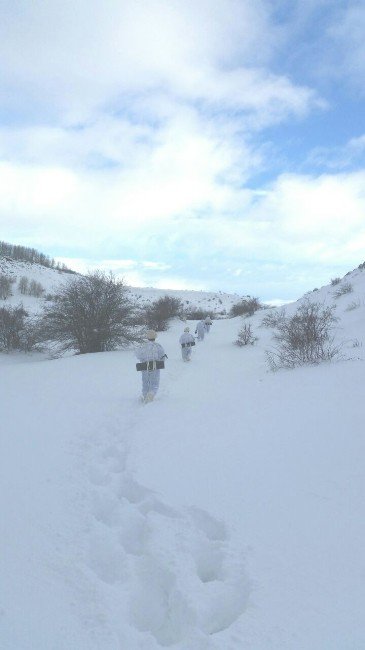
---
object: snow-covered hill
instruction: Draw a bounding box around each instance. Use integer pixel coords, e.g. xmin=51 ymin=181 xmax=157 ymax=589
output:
xmin=127 ymin=286 xmax=245 ymax=316
xmin=0 ymin=257 xmax=74 ymax=313
xmin=1 ymin=265 xmax=365 ymax=649
xmin=0 ymin=257 xmax=243 ymax=315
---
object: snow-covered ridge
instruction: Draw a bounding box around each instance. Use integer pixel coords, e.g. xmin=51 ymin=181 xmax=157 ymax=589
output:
xmin=0 ymin=257 xmax=248 ymax=315
xmin=127 ymin=286 xmax=246 ymax=315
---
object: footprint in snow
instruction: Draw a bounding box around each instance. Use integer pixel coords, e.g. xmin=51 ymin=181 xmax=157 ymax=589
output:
xmin=84 ymin=428 xmax=250 ymax=646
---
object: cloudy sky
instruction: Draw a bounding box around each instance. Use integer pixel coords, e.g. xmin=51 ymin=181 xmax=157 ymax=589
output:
xmin=1 ymin=0 xmax=365 ymax=301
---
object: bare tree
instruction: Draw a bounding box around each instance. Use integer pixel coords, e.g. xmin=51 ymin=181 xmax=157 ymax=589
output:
xmin=0 ymin=274 xmax=14 ymax=300
xmin=29 ymin=280 xmax=44 ymax=297
xmin=40 ymin=271 xmax=141 ymax=354
xmin=18 ymin=276 xmax=29 ymax=295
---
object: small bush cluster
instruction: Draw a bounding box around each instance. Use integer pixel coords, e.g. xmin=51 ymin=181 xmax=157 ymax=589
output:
xmin=0 ymin=305 xmax=41 ymax=352
xmin=345 ymin=300 xmax=360 ymax=311
xmin=331 ymin=277 xmax=341 ymax=286
xmin=260 ymin=307 xmax=286 ymax=329
xmin=183 ymin=308 xmax=213 ymax=321
xmin=144 ymin=295 xmax=183 ymax=331
xmin=229 ymin=297 xmax=262 ymax=318
xmin=333 ymin=281 xmax=353 ymax=298
xmin=266 ymin=300 xmax=340 ymax=371
xmin=235 ymin=323 xmax=258 ymax=347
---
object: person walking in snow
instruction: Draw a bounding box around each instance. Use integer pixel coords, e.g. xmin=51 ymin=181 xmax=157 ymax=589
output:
xmin=135 ymin=330 xmax=167 ymax=403
xmin=179 ymin=326 xmax=195 ymax=362
xmin=204 ymin=316 xmax=213 ymax=333
xmin=195 ymin=320 xmax=205 ymax=341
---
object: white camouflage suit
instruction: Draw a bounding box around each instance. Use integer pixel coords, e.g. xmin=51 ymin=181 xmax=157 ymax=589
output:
xmin=204 ymin=317 xmax=212 ymax=333
xmin=135 ymin=341 xmax=166 ymax=399
xmin=179 ymin=332 xmax=195 ymax=361
xmin=195 ymin=320 xmax=205 ymax=341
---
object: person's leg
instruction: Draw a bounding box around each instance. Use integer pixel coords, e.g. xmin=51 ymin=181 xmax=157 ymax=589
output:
xmin=151 ymin=369 xmax=160 ymax=396
xmin=142 ymin=371 xmax=150 ymax=398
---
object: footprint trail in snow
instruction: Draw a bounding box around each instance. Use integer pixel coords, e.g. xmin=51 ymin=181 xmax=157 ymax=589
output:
xmin=78 ymin=408 xmax=250 ymax=649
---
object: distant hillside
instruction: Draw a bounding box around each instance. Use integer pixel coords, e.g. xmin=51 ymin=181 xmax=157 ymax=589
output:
xmin=0 ymin=257 xmax=247 ymax=317
xmin=0 ymin=258 xmax=76 ymax=314
xmin=127 ymin=286 xmax=250 ymax=316
xmin=0 ymin=241 xmax=75 ymax=274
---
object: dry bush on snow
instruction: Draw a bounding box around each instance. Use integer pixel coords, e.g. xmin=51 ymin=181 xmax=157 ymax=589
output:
xmin=144 ymin=295 xmax=183 ymax=331
xmin=40 ymin=271 xmax=142 ymax=355
xmin=229 ymin=297 xmax=262 ymax=318
xmin=331 ymin=277 xmax=341 ymax=286
xmin=183 ymin=308 xmax=214 ymax=321
xmin=260 ymin=307 xmax=286 ymax=329
xmin=266 ymin=300 xmax=341 ymax=371
xmin=345 ymin=300 xmax=361 ymax=311
xmin=235 ymin=323 xmax=258 ymax=347
xmin=333 ymin=281 xmax=353 ymax=298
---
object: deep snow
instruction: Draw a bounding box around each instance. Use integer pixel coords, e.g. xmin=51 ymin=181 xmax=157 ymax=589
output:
xmin=1 ymin=268 xmax=365 ymax=649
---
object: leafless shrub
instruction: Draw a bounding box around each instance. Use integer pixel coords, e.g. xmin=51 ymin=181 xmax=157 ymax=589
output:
xmin=144 ymin=295 xmax=183 ymax=331
xmin=230 ymin=297 xmax=262 ymax=318
xmin=235 ymin=323 xmax=258 ymax=347
xmin=266 ymin=300 xmax=341 ymax=371
xmin=331 ymin=277 xmax=341 ymax=286
xmin=351 ymin=338 xmax=362 ymax=348
xmin=0 ymin=305 xmax=27 ymax=351
xmin=39 ymin=271 xmax=142 ymax=355
xmin=183 ymin=308 xmax=213 ymax=321
xmin=345 ymin=299 xmax=360 ymax=311
xmin=333 ymin=281 xmax=353 ymax=298
xmin=260 ymin=307 xmax=286 ymax=329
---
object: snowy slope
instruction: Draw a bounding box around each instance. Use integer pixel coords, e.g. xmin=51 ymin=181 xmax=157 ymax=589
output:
xmin=127 ymin=286 xmax=246 ymax=316
xmin=0 ymin=257 xmax=74 ymax=313
xmin=0 ymin=257 xmax=242 ymax=315
xmin=1 ymin=267 xmax=365 ymax=649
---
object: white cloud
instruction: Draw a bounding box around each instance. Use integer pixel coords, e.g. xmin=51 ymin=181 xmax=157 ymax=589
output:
xmin=325 ymin=3 xmax=365 ymax=89
xmin=308 ymin=133 xmax=365 ymax=170
xmin=1 ymin=0 xmax=361 ymax=300
xmin=0 ymin=0 xmax=320 ymax=124
xmin=4 ymin=156 xmax=365 ymax=277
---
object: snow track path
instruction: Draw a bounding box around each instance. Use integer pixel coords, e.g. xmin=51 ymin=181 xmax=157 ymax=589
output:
xmin=1 ymin=330 xmax=251 ymax=649
xmin=2 ymin=307 xmax=365 ymax=648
